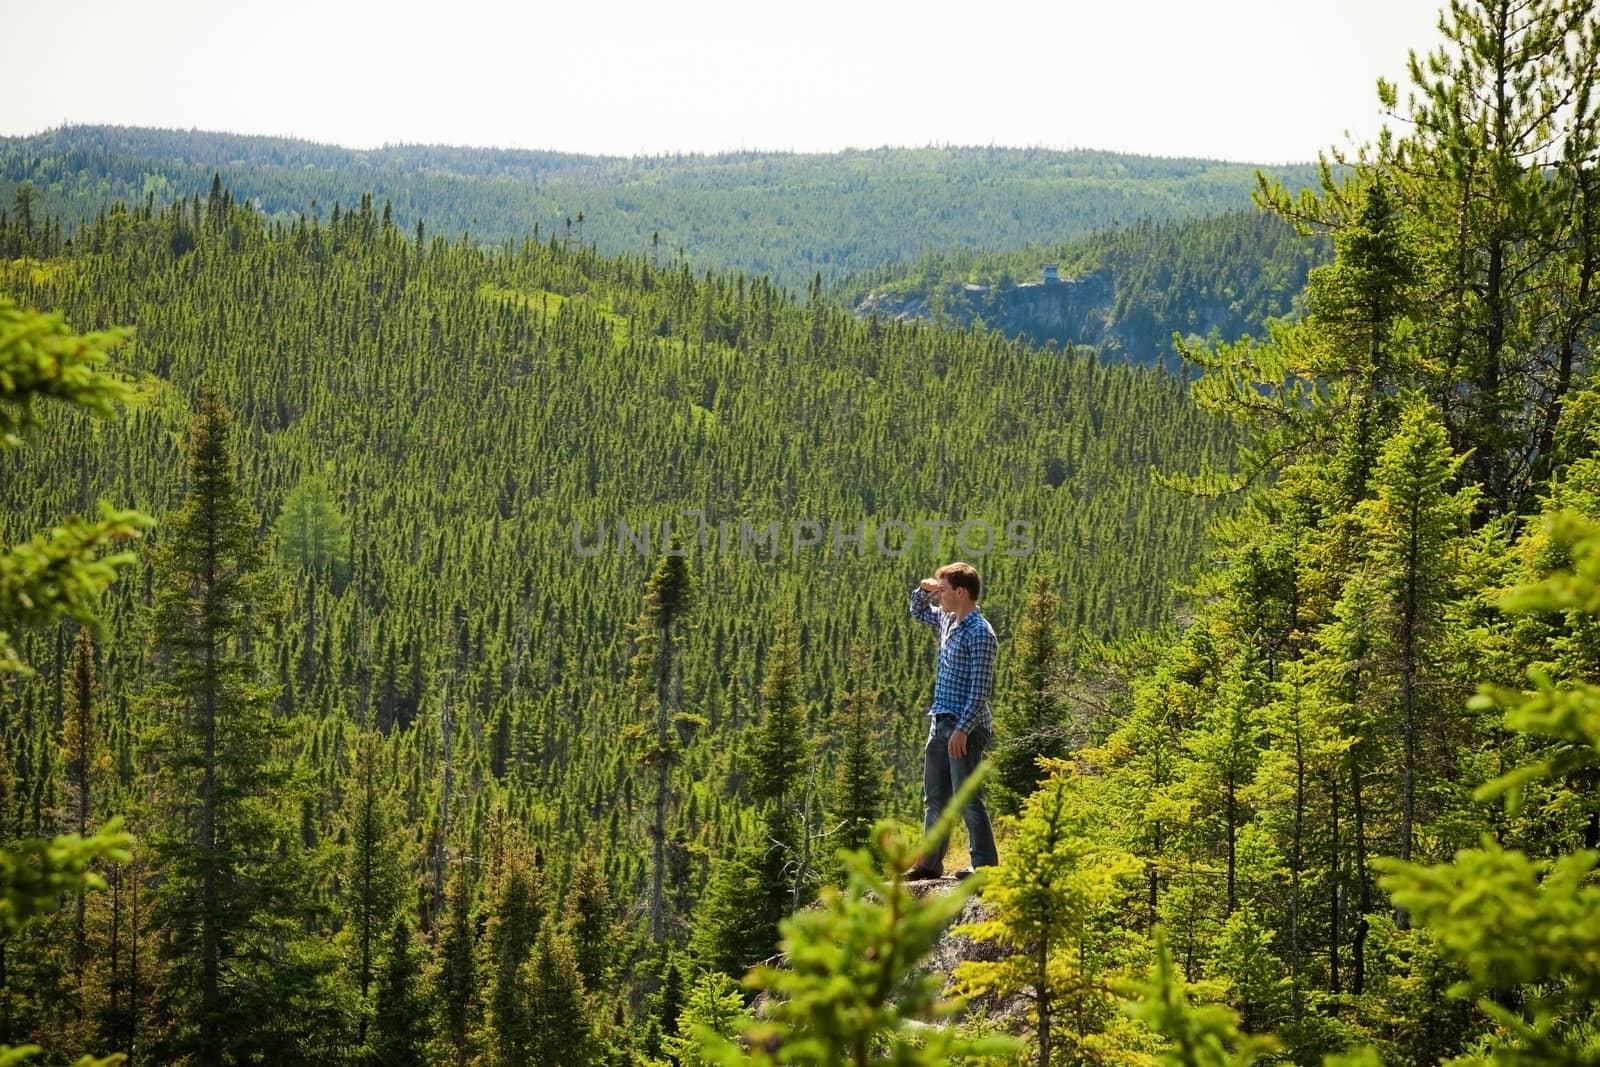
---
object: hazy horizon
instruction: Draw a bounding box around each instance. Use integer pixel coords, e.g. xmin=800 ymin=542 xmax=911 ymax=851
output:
xmin=4 ymin=0 xmax=1445 ymax=167
xmin=2 ymin=121 xmax=1334 ymax=168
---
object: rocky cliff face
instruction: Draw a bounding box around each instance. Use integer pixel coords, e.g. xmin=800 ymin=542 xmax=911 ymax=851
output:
xmin=854 ymin=271 xmax=1235 ymax=371
xmin=905 ymin=877 xmax=1033 ymax=1028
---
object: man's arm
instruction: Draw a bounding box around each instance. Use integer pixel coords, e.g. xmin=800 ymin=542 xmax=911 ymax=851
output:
xmin=952 ymin=628 xmax=998 ymax=734
xmin=908 ymin=584 xmax=940 ymax=628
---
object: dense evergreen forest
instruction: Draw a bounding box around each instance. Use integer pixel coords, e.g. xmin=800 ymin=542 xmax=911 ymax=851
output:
xmin=0 ymin=127 xmax=1322 ymax=290
xmin=841 ymin=211 xmax=1330 ymax=368
xmin=0 ymin=161 xmax=1230 ymax=1062
xmin=4 ymin=0 xmax=1600 ymax=1064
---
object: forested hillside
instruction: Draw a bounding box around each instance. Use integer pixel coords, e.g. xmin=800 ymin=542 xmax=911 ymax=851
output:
xmin=4 ymin=0 xmax=1600 ymax=1064
xmin=0 ymin=126 xmax=1322 ymax=289
xmin=845 ymin=210 xmax=1330 ymax=367
xmin=0 ymin=181 xmax=1229 ymax=1062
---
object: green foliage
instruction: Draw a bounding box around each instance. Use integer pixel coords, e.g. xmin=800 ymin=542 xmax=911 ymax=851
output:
xmin=668 ymin=971 xmax=752 ymax=1067
xmin=0 ymin=821 xmax=132 ymax=935
xmin=0 ymin=294 xmax=133 ymax=448
xmin=991 ymin=572 xmax=1070 ymax=815
xmin=748 ymin=620 xmax=806 ymax=812
xmin=1122 ymin=929 xmax=1279 ymax=1067
xmin=371 ymin=918 xmax=430 ymax=1067
xmin=701 ymin=770 xmax=1021 ymax=1066
xmin=139 ymin=390 xmax=330 ymax=1062
xmin=1 ymin=129 xmax=1321 ymax=290
xmin=829 ymin=641 xmax=886 ymax=857
xmin=7 ymin=4 xmax=1600 ymax=1061
xmin=432 ymin=862 xmax=480 ymax=1067
xmin=565 ymin=853 xmax=620 ymax=993
xmin=1369 ymin=511 xmax=1600 ymax=1064
xmin=524 ymin=922 xmax=600 ymax=1067
xmin=952 ymin=763 xmax=1145 ymax=1066
xmin=0 ymin=294 xmax=151 ymax=675
xmin=273 ymin=475 xmax=349 ymax=575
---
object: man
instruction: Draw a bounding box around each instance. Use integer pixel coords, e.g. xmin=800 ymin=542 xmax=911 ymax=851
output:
xmin=904 ymin=560 xmax=999 ymax=879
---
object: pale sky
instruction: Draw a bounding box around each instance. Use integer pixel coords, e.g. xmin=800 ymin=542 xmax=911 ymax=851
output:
xmin=3 ymin=0 xmax=1445 ymax=163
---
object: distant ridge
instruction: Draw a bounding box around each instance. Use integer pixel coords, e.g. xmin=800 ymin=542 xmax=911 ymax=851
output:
xmin=1 ymin=124 xmax=1322 ymax=291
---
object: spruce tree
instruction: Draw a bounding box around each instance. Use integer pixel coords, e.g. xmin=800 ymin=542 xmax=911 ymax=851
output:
xmin=140 ymin=390 xmax=317 ymax=1065
xmin=485 ymin=848 xmax=543 ymax=1066
xmin=564 ymin=853 xmax=617 ymax=993
xmin=993 ymin=572 xmax=1069 ymax=814
xmin=525 ymin=923 xmax=597 ymax=1067
xmin=829 ymin=641 xmax=884 ymax=856
xmin=341 ymin=728 xmax=409 ymax=1049
xmin=370 ymin=917 xmax=429 ymax=1067
xmin=952 ymin=764 xmax=1143 ymax=1067
xmin=61 ymin=628 xmax=104 ymax=991
xmin=432 ymin=861 xmax=478 ymax=1067
xmin=628 ymin=539 xmax=694 ymax=944
xmin=1356 ymin=397 xmax=1475 ymax=870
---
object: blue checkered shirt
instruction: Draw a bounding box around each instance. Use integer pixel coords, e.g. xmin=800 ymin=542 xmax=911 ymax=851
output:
xmin=908 ymin=586 xmax=997 ymax=734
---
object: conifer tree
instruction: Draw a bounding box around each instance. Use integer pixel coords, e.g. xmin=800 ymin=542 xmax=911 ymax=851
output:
xmin=273 ymin=476 xmax=350 ymax=577
xmin=629 ymin=540 xmax=694 ymax=944
xmin=525 ymin=923 xmax=597 ymax=1067
xmin=341 ymin=728 xmax=410 ymax=1048
xmin=952 ymin=763 xmax=1143 ymax=1067
xmin=564 ymin=853 xmax=617 ymax=993
xmin=1378 ymin=0 xmax=1600 ymax=515
xmin=993 ymin=572 xmax=1069 ymax=814
xmin=829 ymin=641 xmax=884 ymax=856
xmin=485 ymin=848 xmax=543 ymax=1066
xmin=700 ymin=772 xmax=1021 ymax=1066
xmin=371 ymin=917 xmax=429 ymax=1067
xmin=1355 ymin=397 xmax=1475 ymax=869
xmin=61 ymin=628 xmax=105 ymax=991
xmin=139 ymin=390 xmax=317 ymax=1065
xmin=432 ymin=862 xmax=478 ymax=1067
xmin=1374 ymin=511 xmax=1600 ymax=1064
xmin=666 ymin=971 xmax=750 ymax=1067
xmin=747 ymin=620 xmax=805 ymax=814
xmin=0 ymin=295 xmax=149 ymax=676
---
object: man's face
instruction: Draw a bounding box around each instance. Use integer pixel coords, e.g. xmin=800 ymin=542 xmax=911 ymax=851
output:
xmin=934 ymin=576 xmax=969 ymax=610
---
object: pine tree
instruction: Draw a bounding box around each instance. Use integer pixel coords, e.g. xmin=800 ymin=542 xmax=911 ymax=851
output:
xmin=829 ymin=641 xmax=884 ymax=856
xmin=993 ymin=572 xmax=1069 ymax=814
xmin=432 ymin=861 xmax=478 ymax=1067
xmin=525 ymin=923 xmax=597 ymax=1067
xmin=342 ymin=728 xmax=409 ymax=1049
xmin=140 ymin=390 xmax=319 ymax=1066
xmin=370 ymin=917 xmax=429 ymax=1067
xmin=952 ymin=764 xmax=1143 ymax=1067
xmin=628 ymin=540 xmax=694 ymax=944
xmin=1378 ymin=0 xmax=1600 ymax=515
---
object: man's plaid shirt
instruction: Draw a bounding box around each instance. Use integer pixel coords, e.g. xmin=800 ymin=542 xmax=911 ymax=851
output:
xmin=908 ymin=586 xmax=997 ymax=734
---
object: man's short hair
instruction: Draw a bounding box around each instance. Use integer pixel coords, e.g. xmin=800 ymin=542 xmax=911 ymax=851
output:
xmin=937 ymin=561 xmax=981 ymax=602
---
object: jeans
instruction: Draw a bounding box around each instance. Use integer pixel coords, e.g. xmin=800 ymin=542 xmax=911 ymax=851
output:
xmin=921 ymin=715 xmax=998 ymax=870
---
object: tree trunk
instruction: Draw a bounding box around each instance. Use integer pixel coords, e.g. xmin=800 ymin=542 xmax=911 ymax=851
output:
xmin=1036 ymin=938 xmax=1051 ymax=1067
xmin=200 ymin=524 xmax=221 ymax=1067
xmin=1351 ymin=749 xmax=1371 ymax=996
xmin=1329 ymin=774 xmax=1342 ymax=997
